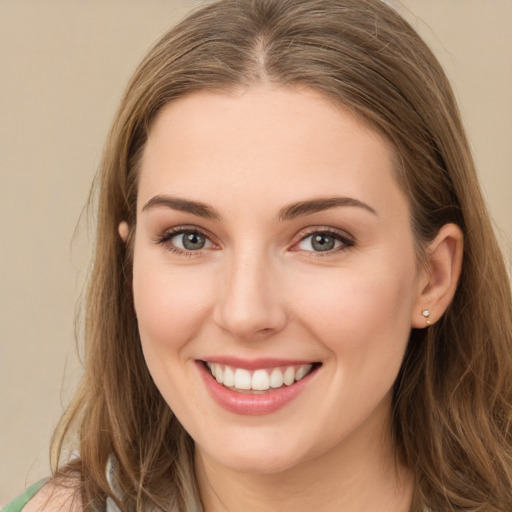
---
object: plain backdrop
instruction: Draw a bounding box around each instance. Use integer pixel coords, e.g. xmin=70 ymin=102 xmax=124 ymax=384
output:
xmin=1 ymin=0 xmax=511 ymax=505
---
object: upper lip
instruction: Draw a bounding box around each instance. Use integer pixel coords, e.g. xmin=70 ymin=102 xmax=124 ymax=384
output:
xmin=199 ymin=356 xmax=318 ymax=370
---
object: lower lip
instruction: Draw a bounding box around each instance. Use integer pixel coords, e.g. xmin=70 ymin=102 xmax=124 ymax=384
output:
xmin=197 ymin=361 xmax=317 ymax=415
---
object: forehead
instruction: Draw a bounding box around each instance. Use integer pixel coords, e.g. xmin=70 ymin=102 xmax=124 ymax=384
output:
xmin=137 ymin=85 xmax=406 ymax=220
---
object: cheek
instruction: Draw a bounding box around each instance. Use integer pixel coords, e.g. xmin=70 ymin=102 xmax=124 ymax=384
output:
xmin=292 ymin=261 xmax=417 ymax=359
xmin=132 ymin=254 xmax=214 ymax=352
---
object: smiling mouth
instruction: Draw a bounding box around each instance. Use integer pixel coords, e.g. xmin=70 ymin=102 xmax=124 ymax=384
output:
xmin=203 ymin=361 xmax=320 ymax=394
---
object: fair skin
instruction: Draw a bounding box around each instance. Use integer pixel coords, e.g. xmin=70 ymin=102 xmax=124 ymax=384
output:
xmin=27 ymin=85 xmax=463 ymax=511
xmin=129 ymin=86 xmax=461 ymax=511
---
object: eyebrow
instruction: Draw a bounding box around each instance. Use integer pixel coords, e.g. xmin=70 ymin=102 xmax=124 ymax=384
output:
xmin=142 ymin=195 xmax=221 ymax=219
xmin=276 ymin=196 xmax=377 ymax=221
xmin=141 ymin=194 xmax=377 ymax=221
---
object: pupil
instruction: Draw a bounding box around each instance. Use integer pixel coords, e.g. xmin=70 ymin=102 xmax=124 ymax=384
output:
xmin=312 ymin=234 xmax=334 ymax=251
xmin=183 ymin=232 xmax=205 ymax=250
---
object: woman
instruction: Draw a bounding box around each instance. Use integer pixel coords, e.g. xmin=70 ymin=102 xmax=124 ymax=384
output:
xmin=9 ymin=0 xmax=512 ymax=510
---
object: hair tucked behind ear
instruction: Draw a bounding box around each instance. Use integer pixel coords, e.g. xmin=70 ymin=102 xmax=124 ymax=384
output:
xmin=51 ymin=1 xmax=512 ymax=510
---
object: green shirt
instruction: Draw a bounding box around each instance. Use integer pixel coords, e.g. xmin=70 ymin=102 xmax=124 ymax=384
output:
xmin=1 ymin=480 xmax=47 ymax=512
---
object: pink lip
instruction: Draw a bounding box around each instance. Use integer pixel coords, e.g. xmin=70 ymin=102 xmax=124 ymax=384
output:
xmin=196 ymin=360 xmax=318 ymax=416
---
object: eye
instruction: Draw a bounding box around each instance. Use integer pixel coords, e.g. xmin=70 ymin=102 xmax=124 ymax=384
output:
xmin=172 ymin=231 xmax=211 ymax=250
xmin=295 ymin=230 xmax=353 ymax=253
xmin=158 ymin=228 xmax=215 ymax=254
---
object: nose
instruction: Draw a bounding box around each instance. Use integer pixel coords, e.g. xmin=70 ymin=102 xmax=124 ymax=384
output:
xmin=213 ymin=249 xmax=288 ymax=340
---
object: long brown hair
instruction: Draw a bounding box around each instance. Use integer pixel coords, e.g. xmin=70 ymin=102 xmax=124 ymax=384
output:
xmin=51 ymin=0 xmax=512 ymax=510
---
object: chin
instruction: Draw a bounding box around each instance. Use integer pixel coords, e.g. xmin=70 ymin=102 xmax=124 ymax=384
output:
xmin=196 ymin=434 xmax=311 ymax=475
xmin=213 ymin=453 xmax=303 ymax=475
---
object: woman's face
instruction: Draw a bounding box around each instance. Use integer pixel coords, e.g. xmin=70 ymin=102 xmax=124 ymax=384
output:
xmin=131 ymin=86 xmax=426 ymax=474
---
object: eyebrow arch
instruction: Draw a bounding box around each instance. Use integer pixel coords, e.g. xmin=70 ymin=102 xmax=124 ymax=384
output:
xmin=141 ymin=195 xmax=221 ymax=220
xmin=141 ymin=195 xmax=376 ymax=222
xmin=277 ymin=197 xmax=377 ymax=221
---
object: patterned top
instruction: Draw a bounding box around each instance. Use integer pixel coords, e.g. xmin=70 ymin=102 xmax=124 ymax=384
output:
xmin=105 ymin=457 xmax=121 ymax=512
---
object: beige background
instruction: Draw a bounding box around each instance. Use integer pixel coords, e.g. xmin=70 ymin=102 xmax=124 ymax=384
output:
xmin=1 ymin=0 xmax=510 ymax=505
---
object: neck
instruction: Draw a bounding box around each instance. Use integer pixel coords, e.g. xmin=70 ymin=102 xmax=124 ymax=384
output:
xmin=194 ymin=410 xmax=413 ymax=512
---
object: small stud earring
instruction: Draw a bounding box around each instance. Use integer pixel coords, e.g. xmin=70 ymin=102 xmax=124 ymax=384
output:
xmin=421 ymin=309 xmax=431 ymax=325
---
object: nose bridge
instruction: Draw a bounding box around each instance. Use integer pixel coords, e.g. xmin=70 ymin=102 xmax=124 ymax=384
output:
xmin=214 ymin=244 xmax=286 ymax=339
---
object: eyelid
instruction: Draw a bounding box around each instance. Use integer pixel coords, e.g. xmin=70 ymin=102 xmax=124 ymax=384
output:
xmin=154 ymin=225 xmax=218 ymax=255
xmin=290 ymin=226 xmax=355 ymax=254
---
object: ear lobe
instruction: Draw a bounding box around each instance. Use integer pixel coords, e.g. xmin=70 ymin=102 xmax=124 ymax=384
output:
xmin=118 ymin=221 xmax=130 ymax=242
xmin=412 ymin=223 xmax=464 ymax=328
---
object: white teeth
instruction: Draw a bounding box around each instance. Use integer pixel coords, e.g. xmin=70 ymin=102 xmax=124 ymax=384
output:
xmin=214 ymin=364 xmax=223 ymax=383
xmin=223 ymin=365 xmax=235 ymax=387
xmin=295 ymin=364 xmax=312 ymax=381
xmin=252 ymin=369 xmax=270 ymax=391
xmin=206 ymin=362 xmax=314 ymax=391
xmin=270 ymin=367 xmax=284 ymax=388
xmin=283 ymin=366 xmax=295 ymax=386
xmin=234 ymin=368 xmax=252 ymax=390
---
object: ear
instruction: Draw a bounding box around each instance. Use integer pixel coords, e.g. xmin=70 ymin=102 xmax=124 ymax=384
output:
xmin=412 ymin=223 xmax=464 ymax=328
xmin=118 ymin=221 xmax=129 ymax=242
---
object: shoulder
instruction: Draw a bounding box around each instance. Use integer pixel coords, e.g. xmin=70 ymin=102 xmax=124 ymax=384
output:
xmin=22 ymin=482 xmax=81 ymax=512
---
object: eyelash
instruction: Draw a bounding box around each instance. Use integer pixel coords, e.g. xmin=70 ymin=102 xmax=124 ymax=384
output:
xmin=293 ymin=228 xmax=355 ymax=257
xmin=155 ymin=226 xmax=355 ymax=257
xmin=155 ymin=226 xmax=216 ymax=257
